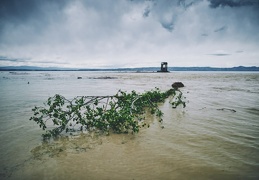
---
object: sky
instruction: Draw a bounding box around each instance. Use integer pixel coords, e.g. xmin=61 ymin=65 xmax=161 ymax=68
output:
xmin=0 ymin=0 xmax=259 ymax=68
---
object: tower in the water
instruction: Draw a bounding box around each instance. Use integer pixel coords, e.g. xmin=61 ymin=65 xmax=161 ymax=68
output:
xmin=158 ymin=62 xmax=169 ymax=72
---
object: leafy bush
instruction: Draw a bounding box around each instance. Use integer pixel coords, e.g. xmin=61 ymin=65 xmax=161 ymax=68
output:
xmin=30 ymin=88 xmax=185 ymax=139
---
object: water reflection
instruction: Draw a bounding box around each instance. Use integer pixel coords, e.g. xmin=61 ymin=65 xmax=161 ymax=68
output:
xmin=31 ymin=133 xmax=103 ymax=160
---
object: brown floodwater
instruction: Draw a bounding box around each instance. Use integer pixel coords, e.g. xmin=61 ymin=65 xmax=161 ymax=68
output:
xmin=0 ymin=71 xmax=258 ymax=179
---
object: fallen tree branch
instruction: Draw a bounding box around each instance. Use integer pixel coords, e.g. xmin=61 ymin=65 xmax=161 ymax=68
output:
xmin=30 ymin=87 xmax=186 ymax=139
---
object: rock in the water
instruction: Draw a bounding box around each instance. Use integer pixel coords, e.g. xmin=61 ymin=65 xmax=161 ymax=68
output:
xmin=172 ymin=82 xmax=184 ymax=89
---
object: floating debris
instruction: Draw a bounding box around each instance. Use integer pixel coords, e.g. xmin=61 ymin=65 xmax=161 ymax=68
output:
xmin=88 ymin=76 xmax=117 ymax=79
xmin=217 ymin=108 xmax=236 ymax=112
xmin=9 ymin=72 xmax=29 ymax=75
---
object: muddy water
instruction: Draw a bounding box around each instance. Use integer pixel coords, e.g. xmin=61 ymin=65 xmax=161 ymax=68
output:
xmin=0 ymin=71 xmax=259 ymax=179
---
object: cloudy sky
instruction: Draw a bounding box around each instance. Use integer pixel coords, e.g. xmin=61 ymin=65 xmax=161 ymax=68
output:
xmin=0 ymin=0 xmax=258 ymax=68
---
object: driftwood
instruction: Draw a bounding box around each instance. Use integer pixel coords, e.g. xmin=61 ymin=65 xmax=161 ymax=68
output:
xmin=217 ymin=108 xmax=236 ymax=112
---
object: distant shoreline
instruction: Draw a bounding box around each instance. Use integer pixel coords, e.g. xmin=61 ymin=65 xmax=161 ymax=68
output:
xmin=0 ymin=66 xmax=259 ymax=72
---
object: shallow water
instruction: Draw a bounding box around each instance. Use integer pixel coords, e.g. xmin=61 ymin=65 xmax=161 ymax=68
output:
xmin=0 ymin=71 xmax=258 ymax=179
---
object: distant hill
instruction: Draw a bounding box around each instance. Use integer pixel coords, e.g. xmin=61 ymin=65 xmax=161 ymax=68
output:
xmin=169 ymin=66 xmax=259 ymax=71
xmin=0 ymin=66 xmax=259 ymax=71
xmin=0 ymin=66 xmax=77 ymax=71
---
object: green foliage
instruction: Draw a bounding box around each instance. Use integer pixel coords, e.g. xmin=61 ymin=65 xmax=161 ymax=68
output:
xmin=30 ymin=88 xmax=185 ymax=139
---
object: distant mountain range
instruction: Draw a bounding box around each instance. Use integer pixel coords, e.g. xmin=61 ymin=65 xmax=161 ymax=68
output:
xmin=0 ymin=66 xmax=259 ymax=71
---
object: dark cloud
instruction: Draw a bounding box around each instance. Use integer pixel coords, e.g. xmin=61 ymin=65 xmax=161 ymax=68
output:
xmin=0 ymin=0 xmax=68 ymax=24
xmin=0 ymin=56 xmax=29 ymax=62
xmin=201 ymin=33 xmax=208 ymax=36
xmin=36 ymin=60 xmax=69 ymax=65
xmin=214 ymin=25 xmax=227 ymax=32
xmin=208 ymin=53 xmax=231 ymax=56
xmin=136 ymin=0 xmax=201 ymax=32
xmin=208 ymin=0 xmax=259 ymax=8
xmin=0 ymin=0 xmax=41 ymax=22
xmin=178 ymin=0 xmax=201 ymax=9
xmin=0 ymin=0 xmax=69 ymax=44
xmin=161 ymin=21 xmax=174 ymax=32
xmin=143 ymin=6 xmax=151 ymax=17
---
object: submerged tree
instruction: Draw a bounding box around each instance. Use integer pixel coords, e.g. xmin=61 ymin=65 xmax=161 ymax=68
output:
xmin=30 ymin=87 xmax=186 ymax=139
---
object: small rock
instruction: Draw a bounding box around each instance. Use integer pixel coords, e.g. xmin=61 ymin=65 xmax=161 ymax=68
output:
xmin=77 ymin=77 xmax=82 ymax=79
xmin=172 ymin=82 xmax=184 ymax=89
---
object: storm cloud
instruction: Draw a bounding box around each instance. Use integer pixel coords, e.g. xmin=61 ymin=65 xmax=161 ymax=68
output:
xmin=0 ymin=0 xmax=258 ymax=68
xmin=208 ymin=0 xmax=259 ymax=8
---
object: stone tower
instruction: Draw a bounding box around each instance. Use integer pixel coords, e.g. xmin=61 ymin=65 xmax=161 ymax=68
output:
xmin=158 ymin=62 xmax=169 ymax=72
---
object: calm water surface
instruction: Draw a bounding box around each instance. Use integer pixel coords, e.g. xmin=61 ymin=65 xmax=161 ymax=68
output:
xmin=0 ymin=71 xmax=258 ymax=179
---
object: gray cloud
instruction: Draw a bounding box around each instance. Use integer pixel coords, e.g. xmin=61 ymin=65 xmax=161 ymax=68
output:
xmin=0 ymin=56 xmax=29 ymax=62
xmin=0 ymin=0 xmax=68 ymax=28
xmin=214 ymin=25 xmax=227 ymax=32
xmin=143 ymin=5 xmax=151 ymax=17
xmin=208 ymin=0 xmax=259 ymax=8
xmin=136 ymin=0 xmax=202 ymax=32
xmin=161 ymin=21 xmax=175 ymax=32
xmin=201 ymin=33 xmax=208 ymax=36
xmin=178 ymin=0 xmax=201 ymax=9
xmin=208 ymin=53 xmax=231 ymax=56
